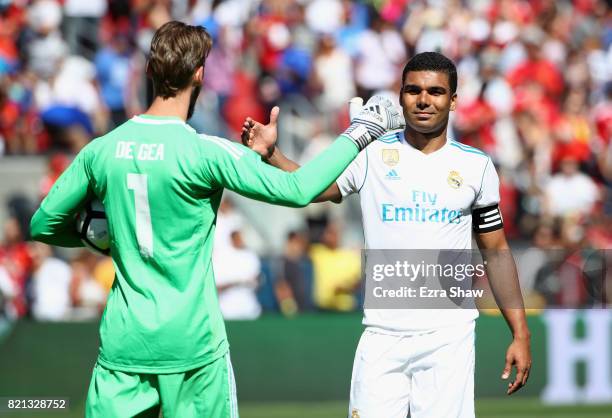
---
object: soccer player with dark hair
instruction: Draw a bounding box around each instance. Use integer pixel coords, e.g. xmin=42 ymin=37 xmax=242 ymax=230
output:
xmin=30 ymin=21 xmax=404 ymax=417
xmin=243 ymin=51 xmax=531 ymax=418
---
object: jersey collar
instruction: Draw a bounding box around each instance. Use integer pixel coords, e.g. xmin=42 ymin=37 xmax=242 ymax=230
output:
xmin=132 ymin=115 xmax=196 ymax=133
xmin=400 ymin=131 xmax=451 ymax=157
xmin=133 ymin=115 xmax=185 ymax=124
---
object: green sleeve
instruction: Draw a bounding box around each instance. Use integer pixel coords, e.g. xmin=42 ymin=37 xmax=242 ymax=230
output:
xmin=30 ymin=148 xmax=93 ymax=247
xmin=200 ymin=134 xmax=358 ymax=208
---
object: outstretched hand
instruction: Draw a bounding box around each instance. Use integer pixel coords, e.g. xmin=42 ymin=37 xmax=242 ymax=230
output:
xmin=342 ymin=95 xmax=405 ymax=151
xmin=241 ymin=106 xmax=280 ymax=159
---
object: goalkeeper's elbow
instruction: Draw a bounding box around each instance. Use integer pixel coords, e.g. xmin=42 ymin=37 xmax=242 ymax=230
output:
xmin=294 ymin=194 xmax=312 ymax=208
xmin=286 ymin=188 xmax=315 ymax=208
xmin=30 ymin=209 xmax=48 ymax=241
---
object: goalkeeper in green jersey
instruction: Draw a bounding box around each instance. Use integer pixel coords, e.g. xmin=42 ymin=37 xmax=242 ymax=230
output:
xmin=29 ymin=21 xmax=404 ymax=418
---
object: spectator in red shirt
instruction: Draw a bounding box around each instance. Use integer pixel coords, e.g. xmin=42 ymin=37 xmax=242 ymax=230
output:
xmin=507 ymin=26 xmax=564 ymax=99
xmin=38 ymin=153 xmax=70 ymax=200
xmin=0 ymin=216 xmax=32 ymax=317
xmin=551 ymin=88 xmax=593 ymax=168
xmin=454 ymin=85 xmax=497 ymax=154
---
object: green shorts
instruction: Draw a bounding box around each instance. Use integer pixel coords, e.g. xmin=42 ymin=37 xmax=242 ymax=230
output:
xmin=85 ymin=353 xmax=238 ymax=418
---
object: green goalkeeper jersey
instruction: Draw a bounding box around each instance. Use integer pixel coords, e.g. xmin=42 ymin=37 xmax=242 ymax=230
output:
xmin=30 ymin=114 xmax=359 ymax=373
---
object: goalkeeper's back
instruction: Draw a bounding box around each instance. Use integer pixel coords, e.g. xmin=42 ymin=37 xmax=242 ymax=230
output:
xmin=85 ymin=115 xmax=230 ymax=373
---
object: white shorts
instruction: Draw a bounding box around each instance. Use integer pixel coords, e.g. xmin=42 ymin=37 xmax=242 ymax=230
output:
xmin=349 ymin=321 xmax=475 ymax=418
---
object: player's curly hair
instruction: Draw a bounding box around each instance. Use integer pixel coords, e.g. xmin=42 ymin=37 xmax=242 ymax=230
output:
xmin=148 ymin=21 xmax=212 ymax=99
xmin=401 ymin=52 xmax=457 ymax=94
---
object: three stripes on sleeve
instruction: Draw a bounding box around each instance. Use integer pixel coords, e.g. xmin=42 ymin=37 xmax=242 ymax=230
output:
xmin=472 ymin=204 xmax=503 ymax=233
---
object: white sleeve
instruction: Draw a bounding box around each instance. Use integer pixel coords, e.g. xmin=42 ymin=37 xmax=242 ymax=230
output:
xmin=336 ymin=147 xmax=369 ymax=198
xmin=473 ymin=157 xmax=500 ymax=209
xmin=472 ymin=157 xmax=503 ymax=233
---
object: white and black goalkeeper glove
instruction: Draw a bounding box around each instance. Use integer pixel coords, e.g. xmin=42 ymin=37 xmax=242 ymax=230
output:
xmin=342 ymin=95 xmax=405 ymax=151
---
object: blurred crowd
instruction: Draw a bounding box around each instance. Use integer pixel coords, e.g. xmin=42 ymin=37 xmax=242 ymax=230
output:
xmin=0 ymin=0 xmax=611 ymax=323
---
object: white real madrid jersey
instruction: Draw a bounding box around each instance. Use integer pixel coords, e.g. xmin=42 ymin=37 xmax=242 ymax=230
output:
xmin=337 ymin=130 xmax=501 ymax=332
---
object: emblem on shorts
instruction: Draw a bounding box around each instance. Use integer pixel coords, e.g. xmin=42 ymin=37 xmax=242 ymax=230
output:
xmin=382 ymin=149 xmax=399 ymax=166
xmin=351 ymin=408 xmax=360 ymax=418
xmin=447 ymin=170 xmax=463 ymax=189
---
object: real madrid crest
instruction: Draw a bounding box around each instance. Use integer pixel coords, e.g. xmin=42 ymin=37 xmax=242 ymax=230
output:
xmin=447 ymin=170 xmax=463 ymax=189
xmin=351 ymin=408 xmax=360 ymax=418
xmin=382 ymin=149 xmax=399 ymax=166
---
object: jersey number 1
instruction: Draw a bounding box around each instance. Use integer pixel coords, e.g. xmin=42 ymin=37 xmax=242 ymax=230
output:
xmin=127 ymin=173 xmax=154 ymax=257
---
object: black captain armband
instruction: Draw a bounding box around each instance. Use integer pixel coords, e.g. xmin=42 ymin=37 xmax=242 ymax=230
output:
xmin=472 ymin=204 xmax=504 ymax=233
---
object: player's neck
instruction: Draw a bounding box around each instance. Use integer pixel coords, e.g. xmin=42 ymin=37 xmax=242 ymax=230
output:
xmin=404 ymin=127 xmax=448 ymax=154
xmin=144 ymin=90 xmax=192 ymax=121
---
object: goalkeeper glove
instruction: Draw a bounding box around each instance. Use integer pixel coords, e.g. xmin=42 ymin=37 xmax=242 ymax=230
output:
xmin=342 ymin=95 xmax=405 ymax=151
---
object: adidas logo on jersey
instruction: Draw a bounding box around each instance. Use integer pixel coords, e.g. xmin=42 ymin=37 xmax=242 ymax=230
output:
xmin=385 ymin=169 xmax=401 ymax=180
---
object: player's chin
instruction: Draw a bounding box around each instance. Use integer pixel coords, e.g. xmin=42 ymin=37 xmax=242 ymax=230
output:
xmin=406 ymin=119 xmax=441 ymax=133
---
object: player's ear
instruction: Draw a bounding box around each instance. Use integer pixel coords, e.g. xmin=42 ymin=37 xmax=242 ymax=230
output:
xmin=194 ymin=66 xmax=204 ymax=85
xmin=449 ymin=93 xmax=457 ymax=111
